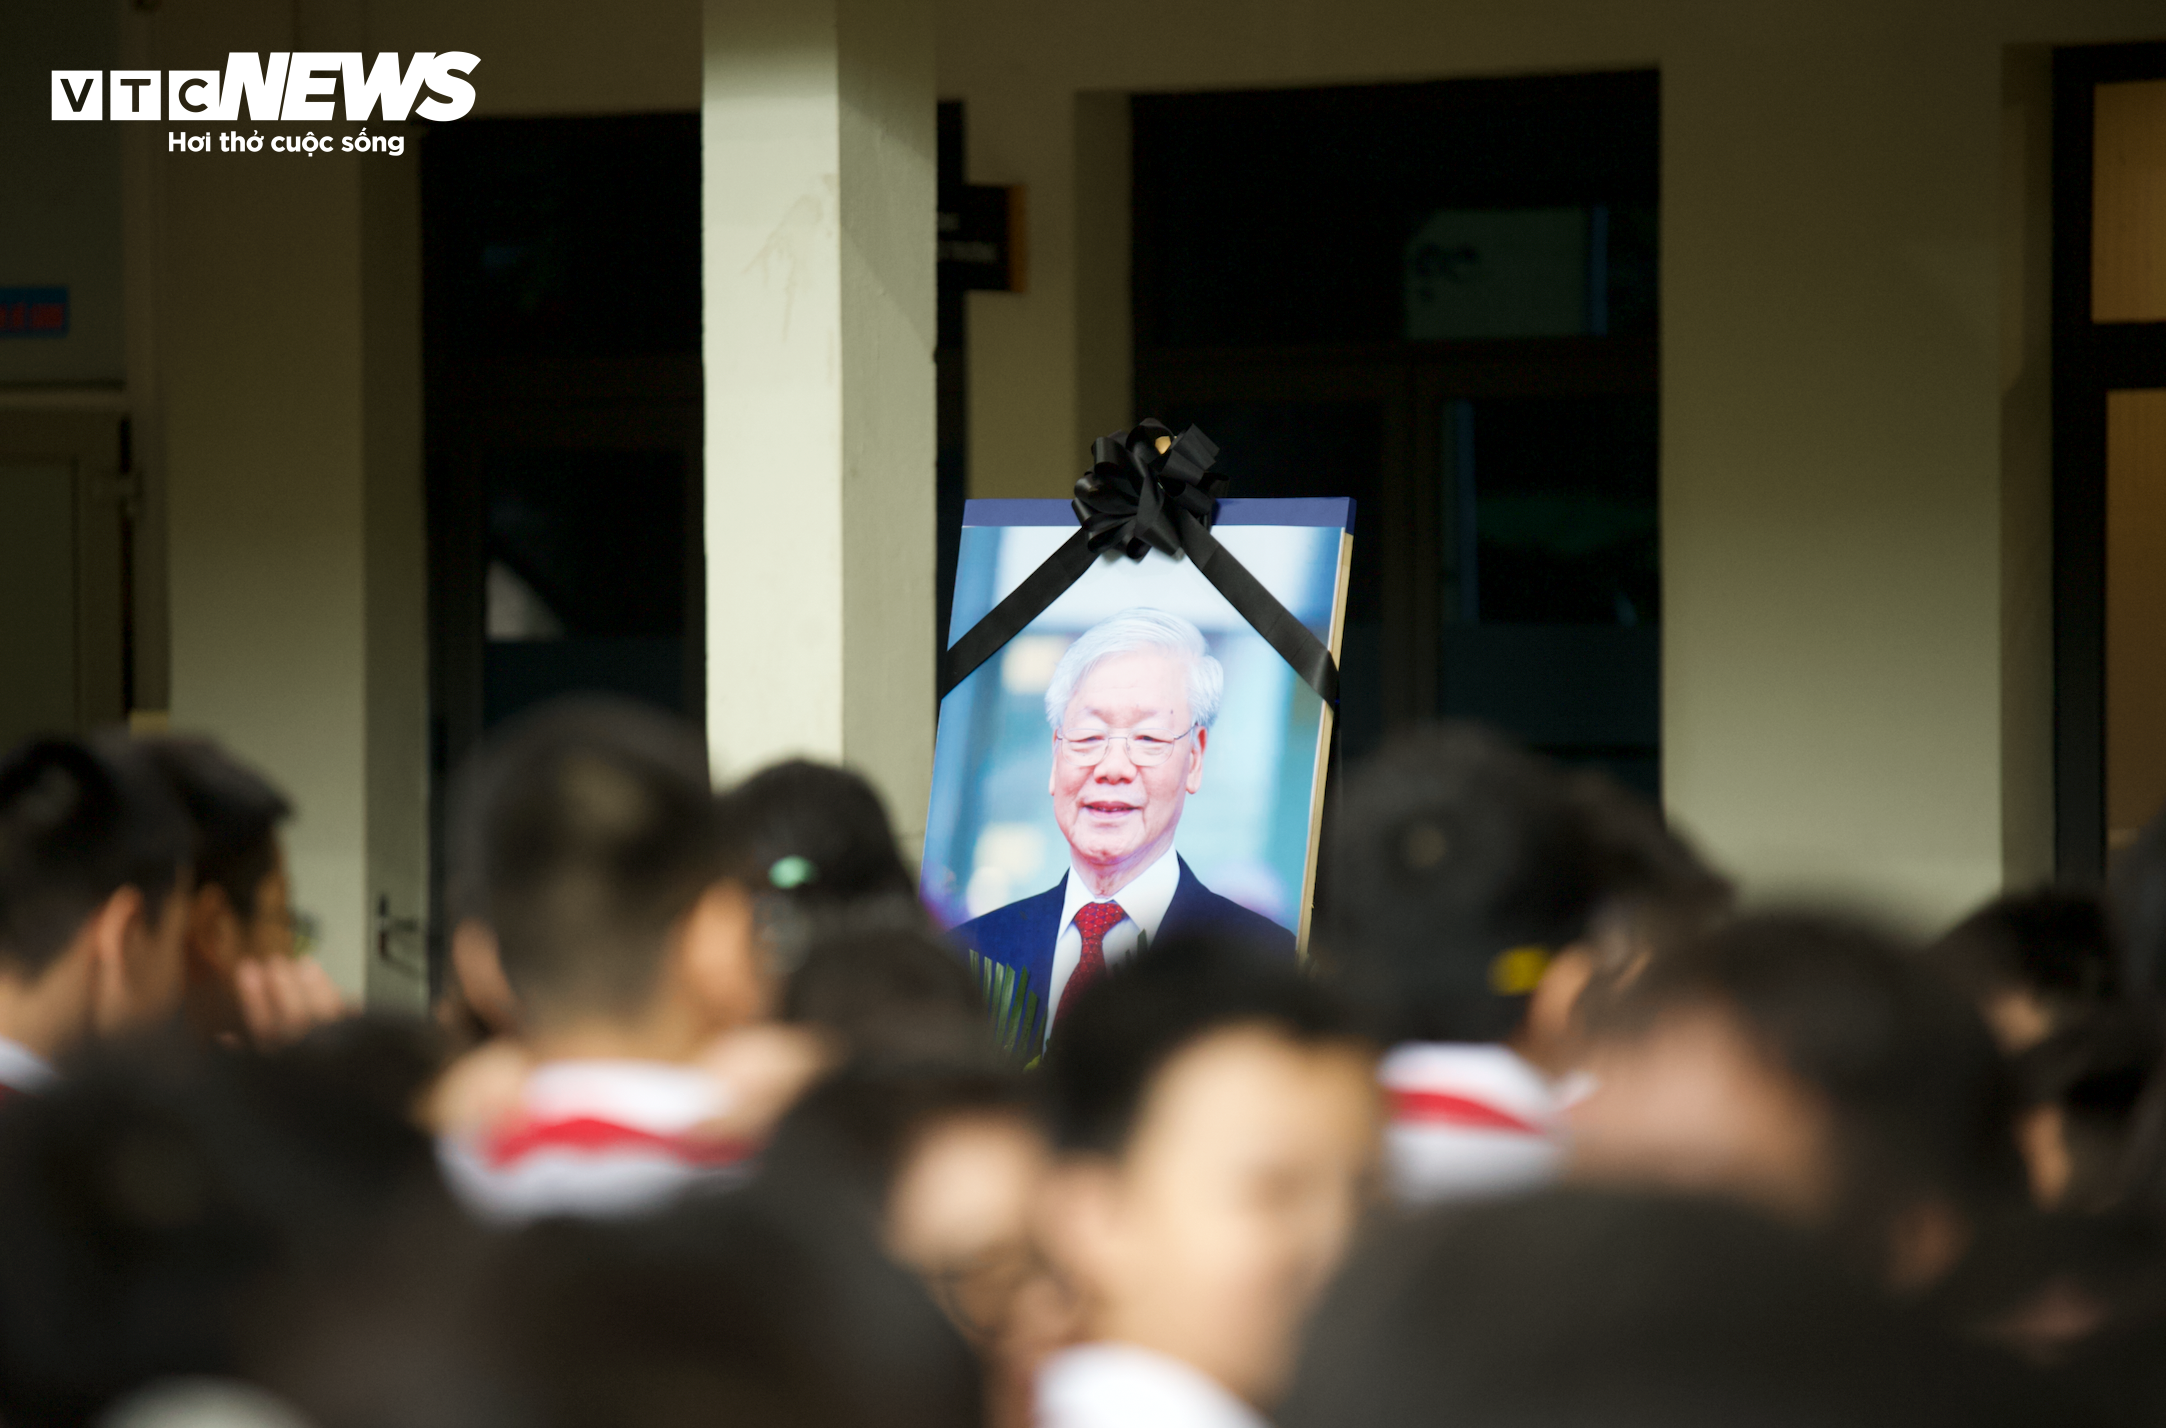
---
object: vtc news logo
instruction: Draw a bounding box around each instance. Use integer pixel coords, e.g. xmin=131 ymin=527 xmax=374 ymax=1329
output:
xmin=51 ymin=53 xmax=479 ymax=123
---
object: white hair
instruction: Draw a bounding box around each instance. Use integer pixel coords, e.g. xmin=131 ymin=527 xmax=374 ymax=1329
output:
xmin=1043 ymin=607 xmax=1225 ymax=732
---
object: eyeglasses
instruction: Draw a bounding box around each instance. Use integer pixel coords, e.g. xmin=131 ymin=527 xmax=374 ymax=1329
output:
xmin=1056 ymin=725 xmax=1196 ymax=767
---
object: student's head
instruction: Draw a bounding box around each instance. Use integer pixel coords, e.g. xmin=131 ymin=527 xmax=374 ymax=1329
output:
xmin=446 ymin=698 xmax=755 ymax=1051
xmin=0 ymin=1033 xmax=450 ymax=1428
xmin=1928 ymin=888 xmax=2118 ymax=1054
xmin=783 ymin=925 xmax=993 ymax=1062
xmin=271 ymin=1190 xmax=982 ymax=1428
xmin=0 ymin=734 xmax=195 ymax=1050
xmin=717 ymin=759 xmax=923 ymax=975
xmin=760 ymin=1058 xmax=1048 ymax=1344
xmin=1043 ymin=608 xmax=1221 ymax=886
xmin=1039 ymin=939 xmax=1380 ymax=1408
xmin=1282 ymin=1189 xmax=2016 ymax=1428
xmin=1318 ymin=724 xmax=1603 ymax=1048
xmin=1512 ymin=769 xmax=1734 ymax=1074
xmin=1565 ymin=769 xmax=1731 ymax=979
xmin=760 ymin=1057 xmax=1055 ymax=1428
xmin=139 ymin=736 xmax=296 ymax=1038
xmin=1572 ymin=913 xmax=2025 ymax=1288
xmin=2010 ymin=1004 xmax=2163 ymax=1211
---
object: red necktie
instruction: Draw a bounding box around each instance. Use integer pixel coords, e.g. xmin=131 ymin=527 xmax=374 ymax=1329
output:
xmin=1056 ymin=900 xmax=1128 ymax=1031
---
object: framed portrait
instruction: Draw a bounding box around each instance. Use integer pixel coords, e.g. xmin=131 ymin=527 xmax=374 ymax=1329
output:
xmin=924 ymin=496 xmax=1354 ymax=1056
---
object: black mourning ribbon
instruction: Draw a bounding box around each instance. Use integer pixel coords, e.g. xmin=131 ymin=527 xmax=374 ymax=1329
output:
xmin=938 ymin=419 xmax=1341 ymax=705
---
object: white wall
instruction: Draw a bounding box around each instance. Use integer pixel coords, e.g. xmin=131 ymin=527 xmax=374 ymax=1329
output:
xmin=0 ymin=2 xmax=124 ymax=387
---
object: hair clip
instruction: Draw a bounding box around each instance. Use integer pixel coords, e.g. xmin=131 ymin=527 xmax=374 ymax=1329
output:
xmin=768 ymin=855 xmax=817 ymax=890
xmin=1488 ymin=945 xmax=1552 ymax=996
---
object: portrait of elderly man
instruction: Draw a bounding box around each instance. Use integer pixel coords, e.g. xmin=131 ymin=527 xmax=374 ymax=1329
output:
xmin=952 ymin=607 xmax=1296 ymax=1049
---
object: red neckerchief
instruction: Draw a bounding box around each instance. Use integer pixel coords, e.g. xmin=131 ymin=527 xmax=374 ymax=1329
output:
xmin=482 ymin=1114 xmax=752 ymax=1171
xmin=1388 ymin=1087 xmax=1542 ymax=1136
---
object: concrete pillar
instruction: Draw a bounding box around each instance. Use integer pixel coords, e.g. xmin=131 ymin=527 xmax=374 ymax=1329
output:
xmin=701 ymin=0 xmax=937 ymax=849
xmin=1658 ymin=35 xmax=2017 ymax=929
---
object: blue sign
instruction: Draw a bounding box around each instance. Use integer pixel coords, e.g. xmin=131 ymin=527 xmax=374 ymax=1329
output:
xmin=0 ymin=288 xmax=68 ymax=338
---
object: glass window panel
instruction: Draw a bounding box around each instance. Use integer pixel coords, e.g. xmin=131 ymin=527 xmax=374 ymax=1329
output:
xmin=1446 ymin=395 xmax=1659 ymax=625
xmin=2108 ymin=388 xmax=2166 ymax=848
xmin=2093 ymin=79 xmax=2166 ymax=323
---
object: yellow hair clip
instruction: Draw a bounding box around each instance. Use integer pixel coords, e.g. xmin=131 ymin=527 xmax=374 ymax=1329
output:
xmin=1488 ymin=945 xmax=1552 ymax=996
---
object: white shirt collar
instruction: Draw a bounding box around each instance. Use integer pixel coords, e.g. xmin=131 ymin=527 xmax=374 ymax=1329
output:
xmin=0 ymin=1033 xmax=56 ymax=1093
xmin=440 ymin=1059 xmax=739 ymax=1227
xmin=1379 ymin=1041 xmax=1559 ymax=1128
xmin=1059 ymin=843 xmax=1182 ymax=943
xmin=1037 ymin=1342 xmax=1268 ymax=1428
xmin=517 ymin=1059 xmax=729 ymax=1133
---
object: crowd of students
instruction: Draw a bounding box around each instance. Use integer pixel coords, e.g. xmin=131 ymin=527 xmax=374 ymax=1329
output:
xmin=4 ymin=698 xmax=2166 ymax=1427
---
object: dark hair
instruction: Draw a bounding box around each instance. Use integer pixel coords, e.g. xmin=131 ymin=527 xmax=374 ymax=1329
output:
xmin=759 ymin=1056 xmax=1035 ymax=1229
xmin=505 ymin=1195 xmax=983 ymax=1428
xmin=445 ymin=698 xmax=719 ymax=1016
xmin=1570 ymin=767 xmax=1732 ymax=950
xmin=2110 ymin=807 xmax=2166 ymax=995
xmin=1317 ymin=724 xmax=1603 ymax=1044
xmin=719 ymin=760 xmax=915 ymax=906
xmin=1043 ymin=936 xmax=1366 ymax=1156
xmin=581 ymin=1190 xmax=981 ymax=1428
xmin=270 ymin=1190 xmax=983 ymax=1428
xmin=1928 ymin=887 xmax=2118 ymax=1019
xmin=2007 ymin=1004 xmax=2163 ymax=1214
xmin=718 ymin=760 xmax=922 ymax=973
xmin=0 ymin=734 xmax=193 ymax=976
xmin=0 ymin=1034 xmax=448 ymax=1428
xmin=2081 ymin=1003 xmax=2166 ymax=1225
xmin=1282 ymin=1188 xmax=2049 ymax=1428
xmin=276 ymin=1014 xmax=456 ymax=1129
xmin=1606 ymin=913 xmax=2027 ymax=1230
xmin=783 ymin=926 xmax=992 ymax=1062
xmin=1923 ymin=1208 xmax=2166 ymax=1393
xmin=140 ymin=735 xmax=293 ymax=926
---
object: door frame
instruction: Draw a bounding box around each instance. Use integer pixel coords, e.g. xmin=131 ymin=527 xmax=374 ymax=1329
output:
xmin=2052 ymin=41 xmax=2166 ymax=880
xmin=0 ymin=406 xmax=134 ymax=735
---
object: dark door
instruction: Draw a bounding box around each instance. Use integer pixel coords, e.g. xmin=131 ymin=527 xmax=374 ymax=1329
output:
xmin=1132 ymin=72 xmax=1661 ymax=796
xmin=420 ymin=113 xmax=704 ymax=979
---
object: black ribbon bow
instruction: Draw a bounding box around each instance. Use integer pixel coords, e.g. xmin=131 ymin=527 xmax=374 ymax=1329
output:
xmin=1074 ymin=418 xmax=1227 ymax=560
xmin=938 ymin=421 xmax=1341 ymax=707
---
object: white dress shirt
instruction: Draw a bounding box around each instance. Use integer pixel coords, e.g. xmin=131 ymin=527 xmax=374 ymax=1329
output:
xmin=438 ymin=1058 xmax=744 ymax=1224
xmin=1037 ymin=1343 xmax=1269 ymax=1428
xmin=0 ymin=1033 xmax=56 ymax=1094
xmin=1380 ymin=1041 xmax=1567 ymax=1204
xmin=1044 ymin=845 xmax=1182 ymax=1047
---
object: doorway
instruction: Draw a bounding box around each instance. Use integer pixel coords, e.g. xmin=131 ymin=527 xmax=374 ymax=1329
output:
xmin=1131 ymin=72 xmax=1661 ymax=795
xmin=0 ymin=411 xmax=131 ymax=752
xmin=420 ymin=112 xmax=704 ymax=976
xmin=2053 ymin=43 xmax=2166 ymax=878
